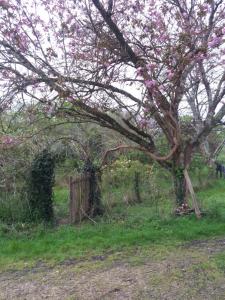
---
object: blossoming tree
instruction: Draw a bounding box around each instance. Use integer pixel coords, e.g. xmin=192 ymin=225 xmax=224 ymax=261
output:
xmin=0 ymin=0 xmax=225 ymax=211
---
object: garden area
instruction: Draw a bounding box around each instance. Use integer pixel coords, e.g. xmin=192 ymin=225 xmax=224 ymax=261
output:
xmin=1 ymin=144 xmax=225 ymax=298
xmin=1 ymin=0 xmax=225 ymax=299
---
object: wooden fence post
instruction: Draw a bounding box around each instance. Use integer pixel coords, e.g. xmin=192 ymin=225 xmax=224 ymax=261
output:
xmin=69 ymin=174 xmax=92 ymax=223
xmin=69 ymin=176 xmax=74 ymax=223
xmin=134 ymin=172 xmax=141 ymax=203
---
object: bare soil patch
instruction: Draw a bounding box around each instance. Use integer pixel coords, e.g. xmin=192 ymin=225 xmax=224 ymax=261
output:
xmin=1 ymin=238 xmax=225 ymax=300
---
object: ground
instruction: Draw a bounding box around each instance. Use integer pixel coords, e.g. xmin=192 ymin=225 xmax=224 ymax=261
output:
xmin=1 ymin=238 xmax=225 ymax=300
xmin=1 ymin=180 xmax=225 ymax=299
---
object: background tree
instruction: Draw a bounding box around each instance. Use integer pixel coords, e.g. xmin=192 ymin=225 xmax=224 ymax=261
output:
xmin=0 ymin=0 xmax=225 ymax=210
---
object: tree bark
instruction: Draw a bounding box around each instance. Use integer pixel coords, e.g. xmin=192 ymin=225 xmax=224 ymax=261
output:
xmin=173 ymin=168 xmax=186 ymax=206
xmin=83 ymin=158 xmax=103 ymax=217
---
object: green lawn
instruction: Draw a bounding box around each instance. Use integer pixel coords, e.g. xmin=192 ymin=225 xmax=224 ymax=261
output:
xmin=0 ymin=179 xmax=225 ymax=271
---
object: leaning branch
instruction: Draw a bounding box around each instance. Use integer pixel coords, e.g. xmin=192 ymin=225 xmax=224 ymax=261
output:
xmin=184 ymin=169 xmax=201 ymax=219
xmin=101 ymin=142 xmax=178 ymax=168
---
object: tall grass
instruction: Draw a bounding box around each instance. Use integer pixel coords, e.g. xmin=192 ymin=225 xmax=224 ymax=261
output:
xmin=0 ymin=191 xmax=30 ymax=223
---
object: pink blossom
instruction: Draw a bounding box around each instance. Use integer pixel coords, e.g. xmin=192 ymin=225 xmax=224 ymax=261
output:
xmin=167 ymin=70 xmax=175 ymax=80
xmin=0 ymin=0 xmax=11 ymax=9
xmin=136 ymin=67 xmax=143 ymax=75
xmin=67 ymin=96 xmax=74 ymax=103
xmin=103 ymin=62 xmax=110 ymax=68
xmin=155 ymin=19 xmax=163 ymax=29
xmin=159 ymin=34 xmax=167 ymax=43
xmin=159 ymin=85 xmax=166 ymax=92
xmin=146 ymin=63 xmax=157 ymax=71
xmin=182 ymin=12 xmax=189 ymax=19
xmin=1 ymin=136 xmax=19 ymax=147
xmin=208 ymin=36 xmax=222 ymax=48
xmin=145 ymin=79 xmax=157 ymax=89
xmin=139 ymin=118 xmax=148 ymax=128
xmin=143 ymin=106 xmax=150 ymax=114
xmin=200 ymin=3 xmax=210 ymax=14
xmin=195 ymin=53 xmax=206 ymax=62
xmin=17 ymin=33 xmax=29 ymax=52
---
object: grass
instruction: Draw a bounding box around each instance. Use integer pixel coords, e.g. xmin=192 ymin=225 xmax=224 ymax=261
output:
xmin=54 ymin=186 xmax=69 ymax=219
xmin=0 ymin=179 xmax=225 ymax=271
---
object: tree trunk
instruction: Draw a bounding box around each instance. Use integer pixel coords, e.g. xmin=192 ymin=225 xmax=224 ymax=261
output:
xmin=171 ymin=150 xmax=201 ymax=218
xmin=89 ymin=169 xmax=103 ymax=216
xmin=83 ymin=158 xmax=103 ymax=217
xmin=172 ymin=145 xmax=192 ymax=207
xmin=173 ymin=168 xmax=186 ymax=206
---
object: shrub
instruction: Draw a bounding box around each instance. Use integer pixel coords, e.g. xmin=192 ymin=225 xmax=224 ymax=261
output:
xmin=0 ymin=192 xmax=29 ymax=223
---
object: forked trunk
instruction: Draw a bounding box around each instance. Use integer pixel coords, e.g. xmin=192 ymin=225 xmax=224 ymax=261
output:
xmin=171 ymin=153 xmax=202 ymax=219
xmin=172 ymin=146 xmax=190 ymax=207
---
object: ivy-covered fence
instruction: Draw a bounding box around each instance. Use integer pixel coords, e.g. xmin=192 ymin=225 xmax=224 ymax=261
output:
xmin=27 ymin=149 xmax=55 ymax=223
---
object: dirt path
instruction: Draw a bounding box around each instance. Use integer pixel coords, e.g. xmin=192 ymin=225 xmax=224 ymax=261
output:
xmin=1 ymin=239 xmax=225 ymax=300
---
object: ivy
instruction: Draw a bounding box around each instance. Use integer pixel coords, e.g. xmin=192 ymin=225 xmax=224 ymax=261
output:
xmin=83 ymin=158 xmax=103 ymax=217
xmin=27 ymin=149 xmax=55 ymax=223
xmin=174 ymin=167 xmax=184 ymax=179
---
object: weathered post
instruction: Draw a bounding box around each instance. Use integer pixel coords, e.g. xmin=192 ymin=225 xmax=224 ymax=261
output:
xmin=134 ymin=172 xmax=141 ymax=203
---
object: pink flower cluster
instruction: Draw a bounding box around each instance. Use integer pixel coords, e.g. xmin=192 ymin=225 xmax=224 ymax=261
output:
xmin=200 ymin=3 xmax=210 ymax=14
xmin=0 ymin=0 xmax=11 ymax=9
xmin=167 ymin=70 xmax=175 ymax=80
xmin=208 ymin=36 xmax=222 ymax=48
xmin=67 ymin=96 xmax=74 ymax=103
xmin=145 ymin=79 xmax=157 ymax=89
xmin=136 ymin=67 xmax=143 ymax=76
xmin=139 ymin=118 xmax=149 ymax=128
xmin=1 ymin=136 xmax=19 ymax=147
xmin=195 ymin=52 xmax=206 ymax=62
xmin=146 ymin=63 xmax=157 ymax=71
